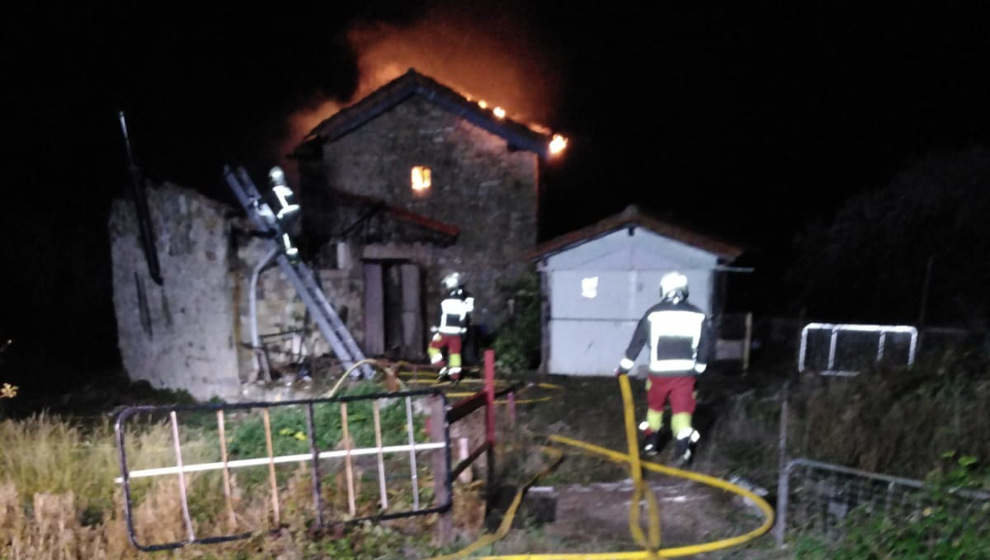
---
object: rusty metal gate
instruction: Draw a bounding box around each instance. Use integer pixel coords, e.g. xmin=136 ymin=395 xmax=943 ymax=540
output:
xmin=114 ymin=388 xmax=451 ymax=551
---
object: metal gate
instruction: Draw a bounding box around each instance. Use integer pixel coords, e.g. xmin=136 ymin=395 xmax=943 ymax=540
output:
xmin=114 ymin=388 xmax=451 ymax=551
xmin=798 ymin=323 xmax=918 ymax=376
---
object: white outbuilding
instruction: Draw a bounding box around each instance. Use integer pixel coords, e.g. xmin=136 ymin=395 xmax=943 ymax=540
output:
xmin=530 ymin=205 xmax=744 ymax=376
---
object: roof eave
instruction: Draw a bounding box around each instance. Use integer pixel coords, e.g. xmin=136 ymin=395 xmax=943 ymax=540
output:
xmin=529 ymin=218 xmax=744 ymax=263
xmin=296 ymin=70 xmax=551 ymax=160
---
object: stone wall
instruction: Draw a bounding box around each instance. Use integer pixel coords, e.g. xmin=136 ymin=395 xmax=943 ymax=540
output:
xmin=302 ymin=95 xmax=540 ymax=332
xmin=233 ymin=238 xmax=365 ymax=381
xmin=110 ymin=182 xmax=372 ymax=398
xmin=108 ymin=183 xmax=241 ymax=400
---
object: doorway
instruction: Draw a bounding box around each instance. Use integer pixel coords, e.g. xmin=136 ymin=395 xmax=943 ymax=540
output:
xmin=363 ymin=261 xmax=423 ymax=360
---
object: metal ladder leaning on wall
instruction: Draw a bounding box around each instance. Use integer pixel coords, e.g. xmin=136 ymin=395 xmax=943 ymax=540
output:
xmin=223 ymin=165 xmax=373 ymax=378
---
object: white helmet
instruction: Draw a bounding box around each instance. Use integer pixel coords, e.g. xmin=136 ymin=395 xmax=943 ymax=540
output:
xmin=268 ymin=166 xmax=287 ymax=187
xmin=442 ymin=272 xmax=463 ymax=290
xmin=660 ymin=271 xmax=689 ymax=302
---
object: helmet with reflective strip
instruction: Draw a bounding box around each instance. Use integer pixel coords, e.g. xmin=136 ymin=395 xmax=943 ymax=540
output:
xmin=659 ymin=271 xmax=689 ymax=302
xmin=269 ymin=166 xmax=287 ymax=187
xmin=442 ymin=272 xmax=463 ymax=290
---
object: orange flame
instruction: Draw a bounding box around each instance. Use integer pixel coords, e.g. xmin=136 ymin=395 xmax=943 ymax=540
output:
xmin=549 ymin=134 xmax=568 ymax=156
xmin=278 ymin=6 xmax=562 ymax=177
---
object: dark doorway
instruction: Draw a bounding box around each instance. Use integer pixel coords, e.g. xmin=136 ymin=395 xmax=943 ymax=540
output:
xmin=363 ymin=261 xmax=423 ymax=360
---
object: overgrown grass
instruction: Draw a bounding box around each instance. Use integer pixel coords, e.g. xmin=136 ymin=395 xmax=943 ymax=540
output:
xmin=0 ymin=379 xmax=472 ymax=559
xmin=225 ymin=382 xmax=426 ymax=460
xmin=787 ymin=349 xmax=990 ymax=479
xmin=703 ymin=349 xmax=990 ymax=557
xmin=700 ymin=387 xmax=782 ymax=491
xmin=0 ymin=413 xmax=120 ymax=516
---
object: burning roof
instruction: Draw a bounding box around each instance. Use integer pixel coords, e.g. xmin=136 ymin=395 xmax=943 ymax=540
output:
xmin=292 ymin=69 xmax=563 ymax=160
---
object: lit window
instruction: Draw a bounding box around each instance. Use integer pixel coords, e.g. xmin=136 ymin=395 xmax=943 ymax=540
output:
xmin=411 ymin=166 xmax=432 ymax=192
xmin=581 ymin=276 xmax=599 ymax=299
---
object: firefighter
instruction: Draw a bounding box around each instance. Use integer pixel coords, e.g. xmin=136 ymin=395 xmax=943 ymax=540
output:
xmin=614 ymin=271 xmax=712 ymax=466
xmin=265 ymin=166 xmax=301 ymax=258
xmin=427 ymin=272 xmax=474 ymax=382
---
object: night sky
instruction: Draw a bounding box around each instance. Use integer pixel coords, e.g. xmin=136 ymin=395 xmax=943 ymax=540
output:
xmin=5 ymin=2 xmax=990 ymax=377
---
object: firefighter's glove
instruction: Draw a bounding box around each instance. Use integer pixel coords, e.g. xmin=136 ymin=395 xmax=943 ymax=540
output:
xmin=616 ymin=358 xmax=634 ymax=376
xmin=694 ymin=363 xmax=707 ymax=374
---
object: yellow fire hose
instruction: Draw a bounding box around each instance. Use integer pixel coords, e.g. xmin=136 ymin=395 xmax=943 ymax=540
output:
xmin=324 ymin=360 xmax=773 ymax=557
xmin=430 ymin=374 xmax=775 ymax=559
xmin=397 ymin=369 xmax=564 ymax=404
xmin=323 ymin=359 xmax=562 ymax=404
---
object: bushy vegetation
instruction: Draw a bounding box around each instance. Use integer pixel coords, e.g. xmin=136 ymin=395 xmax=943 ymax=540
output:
xmin=793 ymin=453 xmax=990 ymax=559
xmin=492 ymin=270 xmax=542 ymax=375
xmin=787 ymin=349 xmax=990 ymax=479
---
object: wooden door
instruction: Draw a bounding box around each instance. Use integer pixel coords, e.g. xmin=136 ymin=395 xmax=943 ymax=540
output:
xmin=363 ymin=263 xmax=384 ymax=355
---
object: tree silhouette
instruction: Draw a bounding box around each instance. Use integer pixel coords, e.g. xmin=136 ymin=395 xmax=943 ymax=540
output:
xmin=787 ymin=147 xmax=990 ymax=328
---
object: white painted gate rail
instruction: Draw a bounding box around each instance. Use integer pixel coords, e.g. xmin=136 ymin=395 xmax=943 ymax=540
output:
xmin=798 ymin=323 xmax=918 ymax=376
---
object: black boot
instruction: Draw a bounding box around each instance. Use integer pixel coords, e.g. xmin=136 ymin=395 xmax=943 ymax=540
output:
xmin=673 ymin=436 xmax=691 ymax=465
xmin=672 ymin=430 xmax=700 ymax=467
xmin=642 ymin=430 xmax=668 ymax=456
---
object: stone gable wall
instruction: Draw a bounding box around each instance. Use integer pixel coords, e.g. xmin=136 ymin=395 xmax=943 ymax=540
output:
xmin=303 ymin=96 xmax=540 ymax=333
xmin=108 ymin=183 xmax=241 ymax=400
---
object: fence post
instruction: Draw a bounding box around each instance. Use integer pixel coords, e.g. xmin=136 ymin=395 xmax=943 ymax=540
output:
xmin=742 ymin=312 xmax=753 ymax=374
xmin=484 ymin=349 xmax=496 ymax=507
xmin=458 ymin=437 xmax=473 ymax=483
xmin=507 ymin=391 xmax=516 ymax=429
xmin=430 ymin=394 xmax=452 ymax=545
xmin=775 ymin=382 xmax=790 ymax=547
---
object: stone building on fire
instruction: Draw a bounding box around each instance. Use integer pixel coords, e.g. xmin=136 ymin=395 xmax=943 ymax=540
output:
xmin=109 ymin=69 xmax=565 ymax=400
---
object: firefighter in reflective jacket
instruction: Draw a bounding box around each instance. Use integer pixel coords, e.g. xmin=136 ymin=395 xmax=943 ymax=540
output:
xmin=615 ymin=271 xmax=712 ymax=465
xmin=428 ymin=272 xmax=474 ymax=382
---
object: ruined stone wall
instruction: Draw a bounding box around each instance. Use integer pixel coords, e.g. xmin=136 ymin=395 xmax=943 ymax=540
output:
xmin=108 ymin=183 xmax=241 ymax=400
xmin=233 ymin=239 xmax=365 ymax=381
xmin=305 ymin=96 xmax=540 ymax=332
xmin=111 ymin=183 xmax=371 ymax=396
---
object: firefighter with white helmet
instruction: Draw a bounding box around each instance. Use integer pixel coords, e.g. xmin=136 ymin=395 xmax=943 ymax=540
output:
xmin=427 ymin=272 xmax=474 ymax=382
xmin=615 ymin=271 xmax=712 ymax=465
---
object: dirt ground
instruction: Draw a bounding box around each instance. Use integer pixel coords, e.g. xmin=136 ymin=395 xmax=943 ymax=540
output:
xmin=478 ymin=366 xmax=786 ymax=559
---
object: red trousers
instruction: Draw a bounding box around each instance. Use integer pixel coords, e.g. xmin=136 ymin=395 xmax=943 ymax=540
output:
xmin=428 ymin=333 xmax=462 ymax=365
xmin=646 ymin=375 xmax=696 ymax=415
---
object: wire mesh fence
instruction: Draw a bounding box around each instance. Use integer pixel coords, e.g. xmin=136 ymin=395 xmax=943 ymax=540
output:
xmin=776 ymin=458 xmax=990 ymax=547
